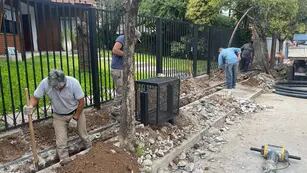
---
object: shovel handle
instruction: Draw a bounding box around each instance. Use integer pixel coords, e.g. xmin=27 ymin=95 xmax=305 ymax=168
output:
xmin=25 ymin=88 xmax=30 ymax=105
xmin=24 ymin=88 xmax=39 ymax=168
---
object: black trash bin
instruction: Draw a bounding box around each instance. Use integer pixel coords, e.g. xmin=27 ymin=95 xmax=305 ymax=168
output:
xmin=135 ymin=77 xmax=180 ymax=125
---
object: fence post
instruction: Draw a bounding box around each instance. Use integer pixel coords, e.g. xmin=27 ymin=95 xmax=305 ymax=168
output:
xmin=88 ymin=7 xmax=100 ymax=108
xmin=192 ymin=24 xmax=198 ymax=77
xmin=156 ymin=18 xmax=163 ymax=74
xmin=207 ymin=26 xmax=212 ymax=76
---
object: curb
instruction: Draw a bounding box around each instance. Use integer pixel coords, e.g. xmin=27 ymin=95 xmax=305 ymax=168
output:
xmin=151 ymin=108 xmax=235 ymax=173
xmin=151 ymin=88 xmax=263 ymax=173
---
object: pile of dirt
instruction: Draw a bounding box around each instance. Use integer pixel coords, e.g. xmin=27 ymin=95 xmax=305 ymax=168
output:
xmin=210 ymin=70 xmax=224 ymax=81
xmin=0 ymin=135 xmax=28 ymax=163
xmin=85 ymin=108 xmax=111 ymax=131
xmin=57 ymin=142 xmax=139 ymax=173
xmin=241 ymin=77 xmax=261 ymax=87
xmin=180 ymin=77 xmax=209 ymax=95
xmin=241 ymin=73 xmax=275 ymax=91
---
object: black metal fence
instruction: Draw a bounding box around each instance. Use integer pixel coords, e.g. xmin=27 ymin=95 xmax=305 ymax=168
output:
xmin=0 ymin=0 xmax=245 ymax=131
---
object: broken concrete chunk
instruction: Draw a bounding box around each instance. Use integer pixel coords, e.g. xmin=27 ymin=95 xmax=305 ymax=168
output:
xmin=177 ymin=160 xmax=188 ymax=168
xmin=185 ymin=163 xmax=195 ymax=172
xmin=143 ymin=159 xmax=153 ymax=166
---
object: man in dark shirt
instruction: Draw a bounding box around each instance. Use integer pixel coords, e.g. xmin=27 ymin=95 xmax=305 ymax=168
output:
xmin=111 ymin=30 xmax=141 ymax=117
xmin=240 ymin=41 xmax=254 ymax=72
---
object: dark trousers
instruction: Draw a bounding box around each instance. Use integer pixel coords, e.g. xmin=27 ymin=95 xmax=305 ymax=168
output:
xmin=240 ymin=57 xmax=251 ymax=72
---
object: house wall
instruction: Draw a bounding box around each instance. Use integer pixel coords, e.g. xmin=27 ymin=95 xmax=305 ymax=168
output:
xmin=0 ymin=33 xmax=21 ymax=54
xmin=0 ymin=5 xmax=20 ymax=55
xmin=36 ymin=10 xmax=61 ymax=51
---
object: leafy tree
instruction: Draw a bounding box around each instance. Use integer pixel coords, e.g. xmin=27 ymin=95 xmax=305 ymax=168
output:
xmin=139 ymin=0 xmax=188 ymax=20
xmin=211 ymin=14 xmax=236 ymax=27
xmin=96 ymin=0 xmax=124 ymax=49
xmin=225 ymin=0 xmax=301 ymax=72
xmin=186 ymin=0 xmax=224 ymax=25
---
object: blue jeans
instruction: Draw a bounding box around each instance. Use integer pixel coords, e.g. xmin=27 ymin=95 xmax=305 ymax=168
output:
xmin=225 ymin=63 xmax=238 ymax=89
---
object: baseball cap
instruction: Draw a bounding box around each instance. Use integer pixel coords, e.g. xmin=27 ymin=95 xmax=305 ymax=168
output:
xmin=48 ymin=69 xmax=67 ymax=88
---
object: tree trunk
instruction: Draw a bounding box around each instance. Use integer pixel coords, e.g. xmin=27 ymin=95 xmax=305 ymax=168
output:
xmin=278 ymin=38 xmax=284 ymax=52
xmin=252 ymin=28 xmax=270 ymax=74
xmin=270 ymin=33 xmax=277 ymax=68
xmin=77 ymin=14 xmax=90 ymax=72
xmin=119 ymin=0 xmax=140 ymax=152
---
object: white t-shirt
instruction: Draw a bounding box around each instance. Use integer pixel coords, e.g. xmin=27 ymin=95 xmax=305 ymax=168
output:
xmin=34 ymin=76 xmax=84 ymax=114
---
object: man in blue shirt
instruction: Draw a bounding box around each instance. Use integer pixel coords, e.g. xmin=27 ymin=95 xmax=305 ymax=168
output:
xmin=218 ymin=47 xmax=241 ymax=89
xmin=111 ymin=30 xmax=141 ymax=117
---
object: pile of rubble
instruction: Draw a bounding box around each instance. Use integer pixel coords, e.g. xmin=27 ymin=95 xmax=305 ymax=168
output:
xmin=165 ymin=95 xmax=267 ymax=173
xmin=136 ymin=92 xmax=266 ymax=172
xmin=241 ymin=73 xmax=275 ymax=92
xmin=167 ymin=126 xmax=228 ymax=173
xmin=254 ymin=73 xmax=275 ymax=91
xmin=135 ymin=122 xmax=198 ymax=172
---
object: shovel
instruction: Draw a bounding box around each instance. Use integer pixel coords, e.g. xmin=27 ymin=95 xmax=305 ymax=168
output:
xmin=25 ymin=88 xmax=40 ymax=170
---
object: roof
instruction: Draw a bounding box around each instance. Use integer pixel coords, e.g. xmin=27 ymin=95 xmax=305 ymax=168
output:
xmin=293 ymin=34 xmax=307 ymax=41
xmin=50 ymin=0 xmax=95 ymax=5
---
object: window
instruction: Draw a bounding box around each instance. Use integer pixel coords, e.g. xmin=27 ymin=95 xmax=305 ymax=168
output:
xmin=1 ymin=19 xmax=17 ymax=34
xmin=0 ymin=7 xmax=17 ymax=34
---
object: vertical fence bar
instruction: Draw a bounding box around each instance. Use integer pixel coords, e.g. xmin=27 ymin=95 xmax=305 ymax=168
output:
xmin=97 ymin=10 xmax=103 ymax=102
xmin=34 ymin=1 xmax=47 ymax=119
xmin=101 ymin=11 xmax=109 ymax=101
xmin=49 ymin=5 xmax=57 ymax=69
xmin=10 ymin=1 xmax=23 ymax=124
xmin=86 ymin=10 xmax=93 ymax=106
xmin=18 ymin=2 xmax=32 ymax=123
xmin=56 ymin=5 xmax=63 ymax=70
xmin=156 ymin=18 xmax=162 ymax=74
xmin=63 ymin=8 xmax=70 ymax=75
xmin=80 ymin=10 xmax=88 ymax=105
xmin=207 ymin=26 xmax=212 ymax=75
xmin=75 ymin=7 xmax=82 ymax=83
xmin=105 ymin=11 xmax=112 ymax=100
xmin=88 ymin=7 xmax=100 ymax=107
xmin=2 ymin=5 xmax=15 ymax=126
xmin=0 ymin=68 xmax=8 ymax=130
xmin=69 ymin=6 xmax=76 ymax=77
xmin=26 ymin=0 xmax=37 ymax=90
xmin=42 ymin=2 xmax=50 ymax=73
xmin=192 ymin=24 xmax=198 ymax=77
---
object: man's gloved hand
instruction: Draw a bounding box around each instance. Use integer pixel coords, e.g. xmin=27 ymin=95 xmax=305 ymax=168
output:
xmin=69 ymin=118 xmax=78 ymax=128
xmin=23 ymin=105 xmax=33 ymax=115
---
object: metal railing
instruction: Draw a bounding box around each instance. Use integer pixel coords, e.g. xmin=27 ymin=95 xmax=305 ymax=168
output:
xmin=0 ymin=0 xmax=245 ymax=131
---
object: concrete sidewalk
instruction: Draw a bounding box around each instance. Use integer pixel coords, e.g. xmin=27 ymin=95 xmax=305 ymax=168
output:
xmin=216 ymin=84 xmax=263 ymax=100
xmin=204 ymin=93 xmax=307 ymax=173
